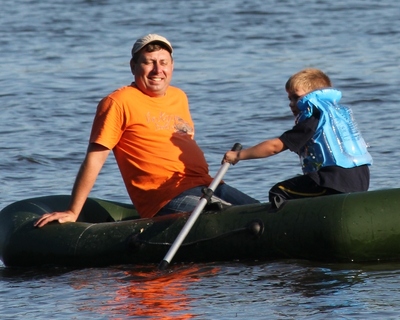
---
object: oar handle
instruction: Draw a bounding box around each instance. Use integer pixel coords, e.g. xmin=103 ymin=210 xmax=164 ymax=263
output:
xmin=158 ymin=143 xmax=242 ymax=270
xmin=208 ymin=143 xmax=241 ymax=190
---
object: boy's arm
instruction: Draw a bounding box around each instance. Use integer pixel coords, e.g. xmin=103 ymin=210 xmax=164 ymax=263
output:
xmin=223 ymin=138 xmax=287 ymax=165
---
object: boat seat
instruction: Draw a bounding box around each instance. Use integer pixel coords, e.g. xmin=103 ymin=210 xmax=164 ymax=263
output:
xmin=79 ymin=198 xmax=140 ymax=223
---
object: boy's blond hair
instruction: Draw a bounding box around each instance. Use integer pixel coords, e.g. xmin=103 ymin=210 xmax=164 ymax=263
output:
xmin=285 ymin=68 xmax=332 ymax=94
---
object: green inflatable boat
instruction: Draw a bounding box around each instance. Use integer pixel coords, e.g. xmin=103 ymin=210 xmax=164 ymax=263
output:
xmin=1 ymin=188 xmax=400 ymax=267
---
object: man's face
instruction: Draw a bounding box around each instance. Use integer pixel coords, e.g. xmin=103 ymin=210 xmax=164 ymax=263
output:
xmin=132 ymin=48 xmax=174 ymax=97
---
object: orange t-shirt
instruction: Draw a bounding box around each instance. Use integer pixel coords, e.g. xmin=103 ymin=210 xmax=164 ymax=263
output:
xmin=89 ymin=84 xmax=213 ymax=218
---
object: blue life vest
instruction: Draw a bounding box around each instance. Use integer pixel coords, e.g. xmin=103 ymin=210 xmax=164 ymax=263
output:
xmin=296 ymin=88 xmax=372 ymax=174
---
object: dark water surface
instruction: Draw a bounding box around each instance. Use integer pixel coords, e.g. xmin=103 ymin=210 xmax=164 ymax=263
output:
xmin=1 ymin=0 xmax=400 ymax=319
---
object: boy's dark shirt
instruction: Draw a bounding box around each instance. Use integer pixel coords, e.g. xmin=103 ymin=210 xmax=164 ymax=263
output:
xmin=279 ymin=108 xmax=370 ymax=192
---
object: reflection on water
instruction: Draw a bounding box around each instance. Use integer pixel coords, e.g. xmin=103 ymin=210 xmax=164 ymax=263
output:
xmin=2 ymin=261 xmax=400 ymax=318
xmin=195 ymin=260 xmax=400 ymax=318
xmin=72 ymin=264 xmax=219 ymax=319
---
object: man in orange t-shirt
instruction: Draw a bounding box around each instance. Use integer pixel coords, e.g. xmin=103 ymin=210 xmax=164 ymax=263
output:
xmin=35 ymin=34 xmax=258 ymax=226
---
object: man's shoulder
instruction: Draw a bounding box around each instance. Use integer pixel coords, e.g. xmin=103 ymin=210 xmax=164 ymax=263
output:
xmin=167 ymin=85 xmax=187 ymax=96
xmin=107 ymin=84 xmax=136 ymax=97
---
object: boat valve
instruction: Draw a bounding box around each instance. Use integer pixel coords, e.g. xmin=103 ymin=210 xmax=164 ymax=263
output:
xmin=246 ymin=219 xmax=264 ymax=238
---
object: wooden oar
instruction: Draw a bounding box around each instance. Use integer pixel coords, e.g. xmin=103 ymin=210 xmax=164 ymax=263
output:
xmin=158 ymin=143 xmax=242 ymax=270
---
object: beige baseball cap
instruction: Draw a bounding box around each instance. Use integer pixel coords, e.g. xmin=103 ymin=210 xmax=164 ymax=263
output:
xmin=131 ymin=34 xmax=173 ymax=57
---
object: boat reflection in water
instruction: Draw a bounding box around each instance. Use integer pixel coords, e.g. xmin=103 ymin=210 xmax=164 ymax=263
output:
xmin=102 ymin=264 xmax=219 ymax=319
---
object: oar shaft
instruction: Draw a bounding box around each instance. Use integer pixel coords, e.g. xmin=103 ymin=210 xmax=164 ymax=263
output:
xmin=208 ymin=162 xmax=230 ymax=191
xmin=158 ymin=143 xmax=241 ymax=270
xmin=158 ymin=197 xmax=208 ymax=270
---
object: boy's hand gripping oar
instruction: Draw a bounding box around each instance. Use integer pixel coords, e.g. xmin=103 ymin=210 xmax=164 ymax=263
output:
xmin=158 ymin=143 xmax=242 ymax=270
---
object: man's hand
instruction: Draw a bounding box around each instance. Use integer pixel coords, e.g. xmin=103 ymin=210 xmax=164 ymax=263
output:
xmin=34 ymin=210 xmax=79 ymax=228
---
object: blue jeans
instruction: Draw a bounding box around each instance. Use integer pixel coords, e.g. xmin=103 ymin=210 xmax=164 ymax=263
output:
xmin=157 ymin=184 xmax=259 ymax=215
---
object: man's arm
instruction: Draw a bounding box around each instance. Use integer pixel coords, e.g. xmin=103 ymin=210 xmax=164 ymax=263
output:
xmin=34 ymin=143 xmax=110 ymax=228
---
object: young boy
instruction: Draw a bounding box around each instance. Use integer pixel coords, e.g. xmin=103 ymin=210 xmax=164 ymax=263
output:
xmin=223 ymin=68 xmax=372 ymax=207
